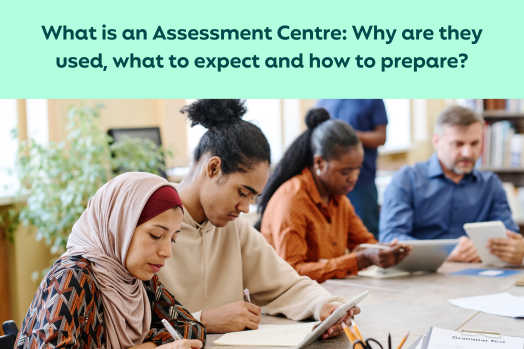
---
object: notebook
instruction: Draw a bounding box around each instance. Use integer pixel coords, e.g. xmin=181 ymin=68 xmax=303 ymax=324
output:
xmin=213 ymin=322 xmax=321 ymax=347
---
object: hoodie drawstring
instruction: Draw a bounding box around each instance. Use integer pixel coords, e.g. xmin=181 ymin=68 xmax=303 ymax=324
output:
xmin=195 ymin=222 xmax=209 ymax=299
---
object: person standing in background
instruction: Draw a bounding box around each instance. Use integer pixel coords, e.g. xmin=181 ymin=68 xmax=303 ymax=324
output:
xmin=316 ymin=99 xmax=388 ymax=238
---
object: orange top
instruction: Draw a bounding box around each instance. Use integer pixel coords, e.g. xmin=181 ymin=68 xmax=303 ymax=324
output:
xmin=261 ymin=167 xmax=377 ymax=283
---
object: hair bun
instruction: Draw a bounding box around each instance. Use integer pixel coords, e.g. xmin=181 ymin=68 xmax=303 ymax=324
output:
xmin=305 ymin=108 xmax=330 ymax=130
xmin=182 ymin=99 xmax=247 ymax=129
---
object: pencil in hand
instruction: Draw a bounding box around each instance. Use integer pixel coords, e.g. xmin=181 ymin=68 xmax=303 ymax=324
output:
xmin=341 ymin=322 xmax=356 ymax=345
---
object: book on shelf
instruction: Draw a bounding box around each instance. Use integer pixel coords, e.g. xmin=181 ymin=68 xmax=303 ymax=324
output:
xmin=481 ymin=121 xmax=524 ymax=168
xmin=456 ymin=99 xmax=524 ymax=114
xmin=481 ymin=99 xmax=524 ymax=113
xmin=502 ymin=182 xmax=524 ymax=222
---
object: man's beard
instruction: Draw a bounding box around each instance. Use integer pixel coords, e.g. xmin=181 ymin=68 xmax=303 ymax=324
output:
xmin=451 ymin=157 xmax=475 ymax=175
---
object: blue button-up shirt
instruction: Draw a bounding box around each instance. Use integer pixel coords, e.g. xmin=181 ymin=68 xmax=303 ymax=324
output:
xmin=379 ymin=153 xmax=518 ymax=242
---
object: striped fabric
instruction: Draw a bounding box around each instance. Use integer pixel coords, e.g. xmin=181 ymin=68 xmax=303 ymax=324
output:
xmin=16 ymin=256 xmax=206 ymax=349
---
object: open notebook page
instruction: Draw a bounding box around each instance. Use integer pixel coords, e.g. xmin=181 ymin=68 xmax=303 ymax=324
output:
xmin=213 ymin=322 xmax=321 ymax=347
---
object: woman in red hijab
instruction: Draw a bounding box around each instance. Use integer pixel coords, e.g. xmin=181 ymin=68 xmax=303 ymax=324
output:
xmin=16 ymin=172 xmax=206 ymax=349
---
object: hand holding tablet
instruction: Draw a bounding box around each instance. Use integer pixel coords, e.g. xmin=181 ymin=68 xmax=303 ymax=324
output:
xmin=487 ymin=230 xmax=524 ymax=265
xmin=294 ymin=290 xmax=369 ymax=349
xmin=463 ymin=221 xmax=508 ymax=265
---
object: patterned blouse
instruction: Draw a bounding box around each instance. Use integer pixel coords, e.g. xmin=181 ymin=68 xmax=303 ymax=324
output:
xmin=15 ymin=256 xmax=206 ymax=349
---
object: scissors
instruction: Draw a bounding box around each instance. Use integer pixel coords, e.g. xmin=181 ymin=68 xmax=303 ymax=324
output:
xmin=352 ymin=338 xmax=383 ymax=349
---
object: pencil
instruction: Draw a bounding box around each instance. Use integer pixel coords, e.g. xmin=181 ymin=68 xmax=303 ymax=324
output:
xmin=351 ymin=317 xmax=364 ymax=341
xmin=341 ymin=322 xmax=356 ymax=345
xmin=396 ymin=331 xmax=410 ymax=349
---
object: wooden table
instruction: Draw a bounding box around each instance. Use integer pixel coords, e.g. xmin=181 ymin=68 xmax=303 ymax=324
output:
xmin=207 ymin=262 xmax=524 ymax=349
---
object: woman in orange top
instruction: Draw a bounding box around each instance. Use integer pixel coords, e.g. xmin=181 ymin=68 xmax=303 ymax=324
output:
xmin=259 ymin=108 xmax=410 ymax=283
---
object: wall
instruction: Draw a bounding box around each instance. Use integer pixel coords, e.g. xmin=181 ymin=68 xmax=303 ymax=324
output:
xmin=377 ymin=99 xmax=447 ymax=170
xmin=47 ymin=99 xmax=190 ymax=167
xmin=6 ymin=222 xmax=54 ymax=325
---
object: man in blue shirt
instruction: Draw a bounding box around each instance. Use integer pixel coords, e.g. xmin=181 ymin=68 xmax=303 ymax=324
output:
xmin=317 ymin=99 xmax=388 ymax=238
xmin=379 ymin=105 xmax=519 ymax=263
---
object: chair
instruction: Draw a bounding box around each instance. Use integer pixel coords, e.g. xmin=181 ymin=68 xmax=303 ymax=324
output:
xmin=0 ymin=320 xmax=18 ymax=349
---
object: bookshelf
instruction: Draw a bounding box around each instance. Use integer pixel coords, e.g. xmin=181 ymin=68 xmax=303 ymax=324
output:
xmin=482 ymin=111 xmax=524 ymax=119
xmin=476 ymin=99 xmax=524 ymax=231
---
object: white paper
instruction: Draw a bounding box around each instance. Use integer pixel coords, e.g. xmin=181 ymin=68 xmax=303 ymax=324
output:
xmin=407 ymin=333 xmax=427 ymax=349
xmin=449 ymin=292 xmax=524 ymax=318
xmin=213 ymin=322 xmax=321 ymax=347
xmin=478 ymin=270 xmax=504 ymax=276
xmin=357 ymin=265 xmax=410 ymax=279
xmin=426 ymin=327 xmax=524 ymax=349
xmin=416 ymin=333 xmax=428 ymax=349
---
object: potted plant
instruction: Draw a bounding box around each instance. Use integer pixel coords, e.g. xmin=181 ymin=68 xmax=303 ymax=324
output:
xmin=8 ymin=104 xmax=172 ymax=279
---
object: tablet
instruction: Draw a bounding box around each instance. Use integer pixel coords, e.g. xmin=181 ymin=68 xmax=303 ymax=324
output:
xmin=294 ymin=290 xmax=369 ymax=349
xmin=380 ymin=239 xmax=458 ymax=274
xmin=464 ymin=221 xmax=507 ymax=265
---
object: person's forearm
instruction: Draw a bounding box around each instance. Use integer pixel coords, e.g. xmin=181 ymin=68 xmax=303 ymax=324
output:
xmin=293 ymin=255 xmax=358 ymax=283
xmin=355 ymin=250 xmax=373 ymax=270
xmin=356 ymin=130 xmax=387 ymax=148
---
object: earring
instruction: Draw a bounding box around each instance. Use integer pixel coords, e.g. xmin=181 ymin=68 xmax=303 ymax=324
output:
xmin=316 ymin=168 xmax=321 ymax=176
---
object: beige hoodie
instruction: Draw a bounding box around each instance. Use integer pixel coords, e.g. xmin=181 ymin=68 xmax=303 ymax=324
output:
xmin=158 ymin=208 xmax=347 ymax=321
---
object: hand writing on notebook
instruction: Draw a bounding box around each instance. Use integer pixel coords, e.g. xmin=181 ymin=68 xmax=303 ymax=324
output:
xmin=447 ymin=236 xmax=481 ymax=263
xmin=355 ymin=239 xmax=412 ymax=269
xmin=200 ymin=301 xmax=261 ymax=333
xmin=319 ymin=304 xmax=360 ymax=339
xmin=487 ymin=230 xmax=524 ymax=265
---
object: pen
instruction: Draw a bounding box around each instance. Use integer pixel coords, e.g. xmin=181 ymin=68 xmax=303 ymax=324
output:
xmin=243 ymin=288 xmax=251 ymax=303
xmin=161 ymin=319 xmax=183 ymax=341
xmin=396 ymin=331 xmax=410 ymax=349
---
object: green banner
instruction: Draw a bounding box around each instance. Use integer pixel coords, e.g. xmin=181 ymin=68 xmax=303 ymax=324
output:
xmin=1 ymin=0 xmax=522 ymax=98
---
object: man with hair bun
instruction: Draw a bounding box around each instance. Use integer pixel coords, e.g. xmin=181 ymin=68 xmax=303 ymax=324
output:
xmin=159 ymin=100 xmax=360 ymax=338
xmin=379 ymin=105 xmax=523 ymax=264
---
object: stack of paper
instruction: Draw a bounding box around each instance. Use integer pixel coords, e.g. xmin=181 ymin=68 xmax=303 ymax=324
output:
xmin=408 ymin=327 xmax=524 ymax=349
xmin=449 ymin=292 xmax=524 ymax=318
xmin=357 ymin=265 xmax=410 ymax=279
xmin=213 ymin=322 xmax=320 ymax=347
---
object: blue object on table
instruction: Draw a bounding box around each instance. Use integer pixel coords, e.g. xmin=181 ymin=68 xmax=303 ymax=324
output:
xmin=449 ymin=268 xmax=523 ymax=277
